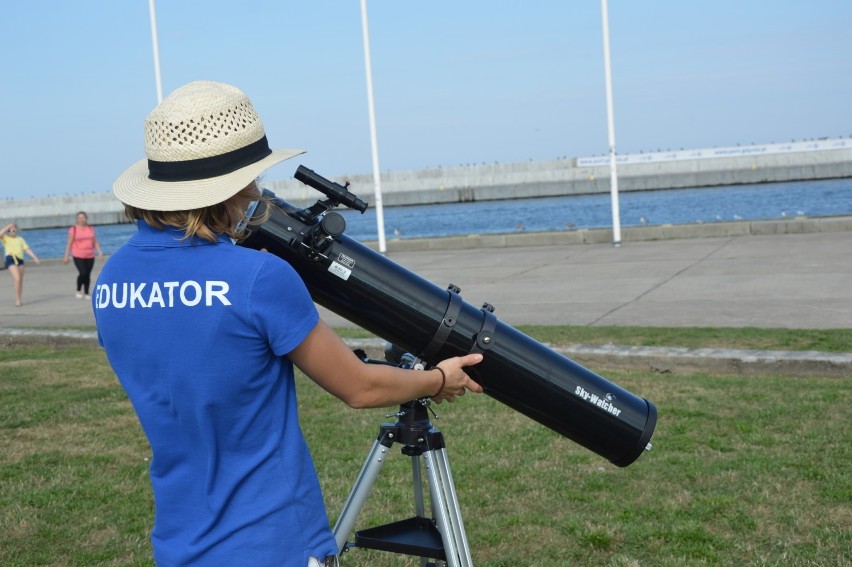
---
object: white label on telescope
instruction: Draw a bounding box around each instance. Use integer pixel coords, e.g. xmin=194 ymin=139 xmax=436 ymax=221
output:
xmin=336 ymin=253 xmax=356 ymax=269
xmin=574 ymin=386 xmax=622 ymax=417
xmin=328 ymin=261 xmax=352 ymax=281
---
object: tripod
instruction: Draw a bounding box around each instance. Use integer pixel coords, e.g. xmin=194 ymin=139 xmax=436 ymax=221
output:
xmin=333 ymin=397 xmax=473 ymax=567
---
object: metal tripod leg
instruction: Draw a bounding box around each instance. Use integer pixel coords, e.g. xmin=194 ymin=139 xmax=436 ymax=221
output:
xmin=333 ymin=437 xmax=391 ymax=552
xmin=423 ymin=447 xmax=473 ymax=567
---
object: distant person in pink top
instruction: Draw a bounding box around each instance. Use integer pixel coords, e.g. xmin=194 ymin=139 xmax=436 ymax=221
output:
xmin=63 ymin=211 xmax=103 ymax=299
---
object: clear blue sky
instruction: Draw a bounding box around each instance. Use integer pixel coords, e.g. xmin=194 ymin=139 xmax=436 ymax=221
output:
xmin=1 ymin=1 xmax=850 ymax=201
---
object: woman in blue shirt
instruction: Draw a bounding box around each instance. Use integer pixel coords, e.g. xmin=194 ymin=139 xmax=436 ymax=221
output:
xmin=95 ymin=81 xmax=483 ymax=567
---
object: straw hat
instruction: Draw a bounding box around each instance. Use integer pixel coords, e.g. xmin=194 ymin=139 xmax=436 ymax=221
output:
xmin=113 ymin=81 xmax=304 ymax=211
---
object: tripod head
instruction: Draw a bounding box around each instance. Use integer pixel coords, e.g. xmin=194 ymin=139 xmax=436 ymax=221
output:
xmin=353 ymin=345 xmax=438 ymax=410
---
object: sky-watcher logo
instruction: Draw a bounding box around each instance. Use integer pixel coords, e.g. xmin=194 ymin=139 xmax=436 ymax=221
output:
xmin=574 ymin=386 xmax=622 ymax=417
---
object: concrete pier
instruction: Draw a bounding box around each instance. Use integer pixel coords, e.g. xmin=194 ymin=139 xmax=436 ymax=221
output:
xmin=270 ymin=139 xmax=852 ymax=208
xmin=3 ymin=139 xmax=851 ymax=230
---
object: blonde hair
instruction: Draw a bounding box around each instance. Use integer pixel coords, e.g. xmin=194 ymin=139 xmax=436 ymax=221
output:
xmin=123 ymin=182 xmax=271 ymax=242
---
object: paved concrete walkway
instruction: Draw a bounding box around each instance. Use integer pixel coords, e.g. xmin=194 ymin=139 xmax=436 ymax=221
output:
xmin=1 ymin=230 xmax=850 ymax=329
xmin=341 ymin=230 xmax=852 ymax=330
xmin=2 ymin=230 xmax=850 ymax=375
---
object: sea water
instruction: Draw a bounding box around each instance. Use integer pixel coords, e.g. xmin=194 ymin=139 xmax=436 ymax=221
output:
xmin=15 ymin=178 xmax=852 ymax=259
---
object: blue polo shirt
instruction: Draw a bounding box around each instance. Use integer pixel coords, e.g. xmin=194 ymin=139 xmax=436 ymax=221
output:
xmin=94 ymin=221 xmax=336 ymax=566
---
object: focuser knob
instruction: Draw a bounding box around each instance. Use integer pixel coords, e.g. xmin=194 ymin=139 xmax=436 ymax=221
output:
xmin=304 ymin=212 xmax=346 ymax=257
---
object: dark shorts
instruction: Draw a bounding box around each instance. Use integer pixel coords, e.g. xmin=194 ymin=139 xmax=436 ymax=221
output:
xmin=4 ymin=255 xmax=23 ymax=268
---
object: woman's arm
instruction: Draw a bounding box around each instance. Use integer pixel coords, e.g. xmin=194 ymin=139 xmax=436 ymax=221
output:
xmin=25 ymin=246 xmax=40 ymax=264
xmin=289 ymin=320 xmax=483 ymax=409
xmin=63 ymin=229 xmax=74 ymax=263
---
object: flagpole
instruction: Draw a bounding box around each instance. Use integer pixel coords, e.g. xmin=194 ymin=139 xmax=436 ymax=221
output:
xmin=148 ymin=0 xmax=163 ymax=103
xmin=360 ymin=0 xmax=387 ymax=254
xmin=601 ymin=0 xmax=622 ymax=246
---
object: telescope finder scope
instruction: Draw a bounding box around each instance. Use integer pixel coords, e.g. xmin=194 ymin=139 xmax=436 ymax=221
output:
xmin=294 ymin=165 xmax=368 ymax=213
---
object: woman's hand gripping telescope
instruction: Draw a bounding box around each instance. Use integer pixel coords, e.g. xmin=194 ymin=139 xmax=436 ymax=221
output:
xmin=430 ymin=354 xmax=485 ymax=404
xmin=289 ymin=321 xmax=484 ymax=409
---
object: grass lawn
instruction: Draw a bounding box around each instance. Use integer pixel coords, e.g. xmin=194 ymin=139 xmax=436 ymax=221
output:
xmin=1 ymin=328 xmax=849 ymax=566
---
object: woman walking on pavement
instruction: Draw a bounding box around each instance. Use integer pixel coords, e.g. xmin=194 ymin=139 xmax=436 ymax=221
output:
xmin=1 ymin=222 xmax=41 ymax=306
xmin=63 ymin=211 xmax=103 ymax=299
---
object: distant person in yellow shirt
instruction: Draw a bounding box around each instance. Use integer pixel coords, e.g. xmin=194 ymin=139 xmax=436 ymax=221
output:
xmin=1 ymin=222 xmax=41 ymax=306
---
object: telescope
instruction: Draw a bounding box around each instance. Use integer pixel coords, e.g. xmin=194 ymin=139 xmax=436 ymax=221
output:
xmin=240 ymin=166 xmax=656 ymax=467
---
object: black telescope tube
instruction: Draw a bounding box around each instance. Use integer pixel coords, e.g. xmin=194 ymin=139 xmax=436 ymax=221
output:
xmin=241 ymin=197 xmax=656 ymax=467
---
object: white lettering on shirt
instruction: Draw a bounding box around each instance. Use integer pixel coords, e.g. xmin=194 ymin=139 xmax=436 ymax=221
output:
xmin=206 ymin=281 xmax=231 ymax=306
xmin=95 ymin=280 xmax=231 ymax=309
xmin=129 ymin=282 xmax=147 ymax=308
xmin=164 ymin=282 xmax=179 ymax=306
xmin=148 ymin=282 xmax=165 ymax=308
xmin=180 ymin=281 xmax=202 ymax=307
